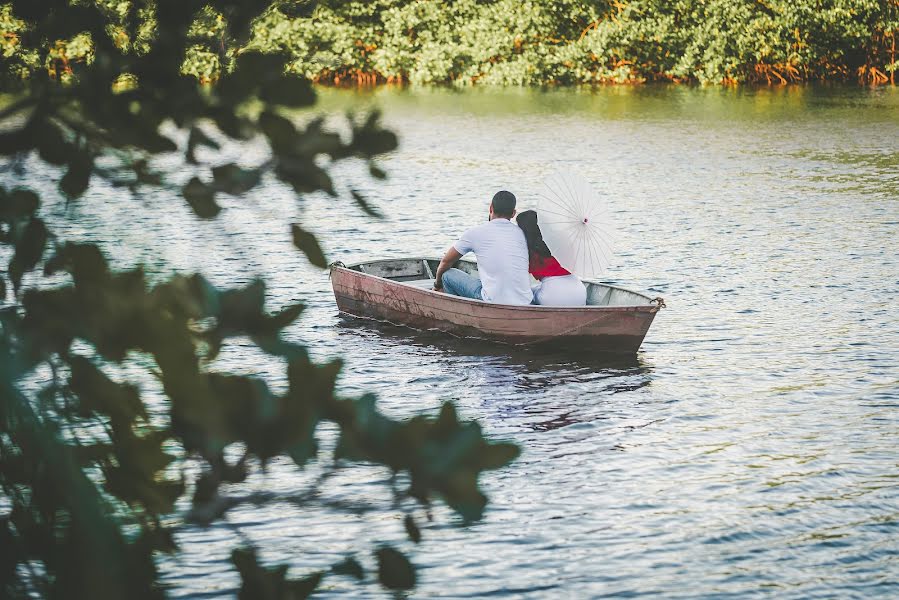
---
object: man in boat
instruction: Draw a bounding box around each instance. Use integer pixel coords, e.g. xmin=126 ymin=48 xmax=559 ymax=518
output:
xmin=433 ymin=190 xmax=533 ymax=305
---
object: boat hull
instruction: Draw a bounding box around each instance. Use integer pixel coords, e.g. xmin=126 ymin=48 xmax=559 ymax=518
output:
xmin=330 ymin=265 xmax=660 ymax=353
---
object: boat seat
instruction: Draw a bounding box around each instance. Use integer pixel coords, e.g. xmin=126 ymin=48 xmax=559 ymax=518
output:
xmin=403 ymin=279 xmax=435 ymax=290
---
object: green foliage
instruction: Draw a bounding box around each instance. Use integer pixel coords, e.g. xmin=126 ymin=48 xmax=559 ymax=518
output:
xmin=0 ymin=1 xmax=519 ymax=598
xmin=4 ymin=1 xmax=895 ymax=85
xmin=248 ymin=0 xmax=899 ymax=85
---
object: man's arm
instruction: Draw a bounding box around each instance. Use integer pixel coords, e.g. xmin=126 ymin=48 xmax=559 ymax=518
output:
xmin=433 ymin=246 xmax=463 ymax=291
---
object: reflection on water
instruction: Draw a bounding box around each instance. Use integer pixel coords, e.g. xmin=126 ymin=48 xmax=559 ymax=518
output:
xmin=18 ymin=84 xmax=899 ymax=598
xmin=336 ymin=315 xmax=654 ymax=433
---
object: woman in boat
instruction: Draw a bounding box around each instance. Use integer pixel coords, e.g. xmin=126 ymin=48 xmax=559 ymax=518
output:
xmin=516 ymin=210 xmax=587 ymax=306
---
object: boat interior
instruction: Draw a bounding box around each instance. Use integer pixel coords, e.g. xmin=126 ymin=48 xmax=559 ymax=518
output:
xmin=345 ymin=258 xmax=653 ymax=307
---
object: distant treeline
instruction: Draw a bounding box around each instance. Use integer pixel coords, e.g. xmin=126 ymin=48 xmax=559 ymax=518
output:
xmin=2 ymin=1 xmax=897 ymax=86
xmin=263 ymin=0 xmax=897 ymax=85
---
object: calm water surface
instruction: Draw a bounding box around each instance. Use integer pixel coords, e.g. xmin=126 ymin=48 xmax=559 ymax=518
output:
xmin=22 ymin=85 xmax=899 ymax=597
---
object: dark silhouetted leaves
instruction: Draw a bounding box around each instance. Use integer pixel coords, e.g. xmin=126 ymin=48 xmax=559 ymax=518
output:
xmin=9 ymin=217 xmax=48 ymax=293
xmin=0 ymin=517 xmax=20 ymax=582
xmin=186 ymin=126 xmax=221 ymax=164
xmin=404 ymin=514 xmax=421 ymax=543
xmin=232 ymin=547 xmax=322 ymax=600
xmin=137 ymin=525 xmax=178 ymax=555
xmin=211 ymin=107 xmax=255 ymax=140
xmin=331 ymin=556 xmax=364 ymax=580
xmin=0 ymin=188 xmax=39 ymax=223
xmin=43 ymin=242 xmax=109 ymax=283
xmin=60 ymin=153 xmax=92 ymax=200
xmin=0 ymin=3 xmax=520 ymax=598
xmin=68 ymin=355 xmax=147 ymax=424
xmin=277 ymin=158 xmax=334 ymax=195
xmin=260 ymin=76 xmax=316 ymax=107
xmin=297 ymin=118 xmax=342 ymax=158
xmin=479 ymin=441 xmax=520 ymax=470
xmin=183 ymin=177 xmax=221 ymax=218
xmin=212 ymin=163 xmax=261 ymax=195
xmin=376 ymin=545 xmax=416 ymax=590
xmin=0 ymin=127 xmax=33 ymax=155
xmin=218 ymin=52 xmax=303 ymax=107
xmin=352 ymin=112 xmax=398 ymax=158
xmin=35 ymin=121 xmax=72 ymax=166
xmin=350 ymin=189 xmax=383 ymax=218
xmin=103 ymin=424 xmax=184 ymax=514
xmin=291 ymin=224 xmax=327 ymax=268
xmin=259 ymin=110 xmax=298 ymax=153
xmin=335 ymin=399 xmax=519 ymax=522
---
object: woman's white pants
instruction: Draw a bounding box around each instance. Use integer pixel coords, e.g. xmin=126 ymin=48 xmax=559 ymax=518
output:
xmin=532 ymin=274 xmax=587 ymax=306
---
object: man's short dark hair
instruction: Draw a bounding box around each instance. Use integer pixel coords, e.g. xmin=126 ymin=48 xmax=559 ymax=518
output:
xmin=491 ymin=190 xmax=516 ymax=218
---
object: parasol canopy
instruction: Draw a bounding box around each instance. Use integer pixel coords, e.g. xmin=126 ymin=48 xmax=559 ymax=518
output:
xmin=535 ymin=171 xmax=616 ymax=280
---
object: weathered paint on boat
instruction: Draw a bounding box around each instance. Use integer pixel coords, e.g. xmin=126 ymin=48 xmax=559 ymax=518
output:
xmin=330 ymin=258 xmax=663 ymax=353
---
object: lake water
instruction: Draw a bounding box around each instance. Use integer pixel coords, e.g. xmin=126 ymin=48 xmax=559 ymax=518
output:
xmin=26 ymin=85 xmax=899 ymax=597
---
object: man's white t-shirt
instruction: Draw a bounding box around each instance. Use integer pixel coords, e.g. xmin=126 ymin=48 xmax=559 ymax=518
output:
xmin=453 ymin=218 xmax=533 ymax=305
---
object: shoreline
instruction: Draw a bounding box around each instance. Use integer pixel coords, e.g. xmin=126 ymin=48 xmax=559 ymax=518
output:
xmin=309 ymin=75 xmax=898 ymax=90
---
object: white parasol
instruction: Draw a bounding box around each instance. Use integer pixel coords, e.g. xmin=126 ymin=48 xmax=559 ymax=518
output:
xmin=535 ymin=171 xmax=616 ymax=280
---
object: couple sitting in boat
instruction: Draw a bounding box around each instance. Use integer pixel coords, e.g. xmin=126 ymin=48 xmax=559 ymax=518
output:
xmin=433 ymin=191 xmax=587 ymax=306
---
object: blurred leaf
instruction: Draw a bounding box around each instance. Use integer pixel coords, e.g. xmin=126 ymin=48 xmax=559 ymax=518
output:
xmin=183 ymin=177 xmax=221 ymax=218
xmin=0 ymin=189 xmax=39 ymax=223
xmin=71 ymin=442 xmax=114 ymax=465
xmin=350 ymin=189 xmax=383 ymax=218
xmin=276 ymin=158 xmax=334 ymax=195
xmin=9 ymin=217 xmax=48 ymax=293
xmin=368 ymin=162 xmax=387 ymax=180
xmin=212 ymin=163 xmax=261 ymax=195
xmin=235 ymin=52 xmax=289 ymax=84
xmin=375 ymin=545 xmax=416 ymax=590
xmin=186 ymin=127 xmax=221 ymax=164
xmin=264 ymin=303 xmax=305 ymax=332
xmin=59 ymin=153 xmax=92 ymax=200
xmin=212 ymin=108 xmax=254 ymax=140
xmin=218 ymin=279 xmax=266 ymax=332
xmin=291 ymin=224 xmax=327 ymax=268
xmin=479 ymin=442 xmax=521 ymax=470
xmin=103 ymin=424 xmax=184 ymax=513
xmin=137 ymin=525 xmax=179 ymax=555
xmin=259 ymin=110 xmax=298 ymax=153
xmin=297 ymin=118 xmax=342 ymax=158
xmin=260 ymin=77 xmax=316 ymax=107
xmin=218 ymin=52 xmax=288 ymax=105
xmin=0 ymin=517 xmax=20 ymax=582
xmin=286 ymin=572 xmax=323 ymax=599
xmin=404 ymin=514 xmax=421 ymax=544
xmin=68 ymin=355 xmax=147 ymax=424
xmin=352 ymin=112 xmax=398 ymax=158
xmin=43 ymin=242 xmax=109 ymax=282
xmin=331 ymin=556 xmax=364 ymax=580
xmin=232 ymin=547 xmax=322 ymax=600
xmin=0 ymin=128 xmax=33 ymax=155
xmin=131 ymin=160 xmax=163 ymax=186
xmin=36 ymin=121 xmax=73 ymax=166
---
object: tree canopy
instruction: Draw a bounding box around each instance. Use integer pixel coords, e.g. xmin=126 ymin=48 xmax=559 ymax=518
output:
xmin=0 ymin=1 xmax=519 ymax=597
xmin=5 ymin=1 xmax=896 ymax=87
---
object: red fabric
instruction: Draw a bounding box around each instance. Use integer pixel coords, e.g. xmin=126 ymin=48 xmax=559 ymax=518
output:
xmin=529 ymin=253 xmax=571 ymax=280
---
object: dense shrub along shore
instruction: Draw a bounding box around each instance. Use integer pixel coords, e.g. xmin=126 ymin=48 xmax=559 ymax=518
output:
xmin=254 ymin=0 xmax=899 ymax=86
xmin=2 ymin=1 xmax=897 ymax=86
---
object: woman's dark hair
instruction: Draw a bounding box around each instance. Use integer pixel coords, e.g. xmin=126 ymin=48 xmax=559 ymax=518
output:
xmin=516 ymin=210 xmax=552 ymax=259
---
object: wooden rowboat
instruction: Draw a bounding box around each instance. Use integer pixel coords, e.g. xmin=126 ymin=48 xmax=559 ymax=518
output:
xmin=329 ymin=258 xmax=664 ymax=354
